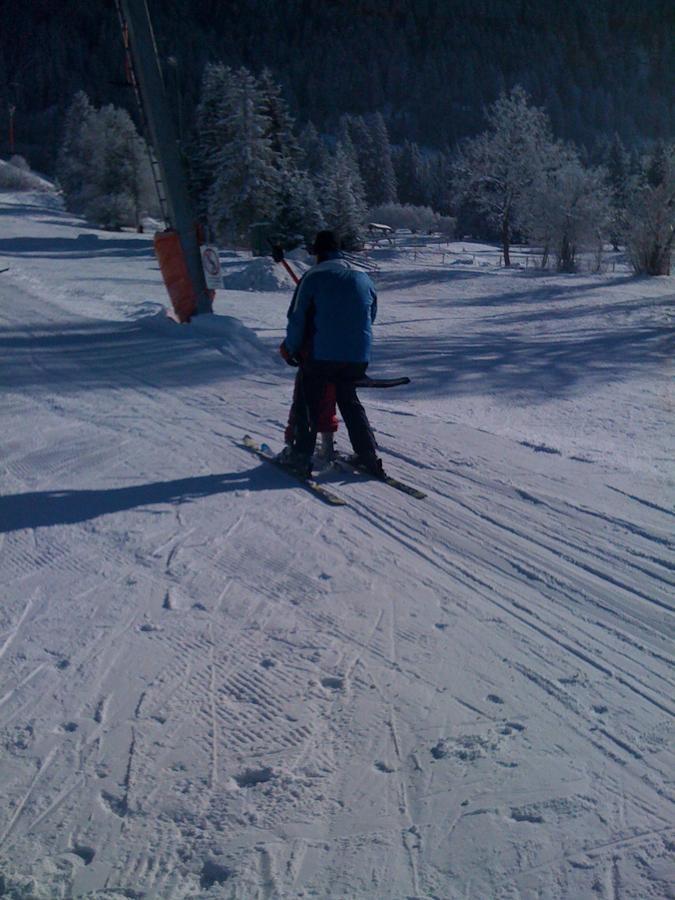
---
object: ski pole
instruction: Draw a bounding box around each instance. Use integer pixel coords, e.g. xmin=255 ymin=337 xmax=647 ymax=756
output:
xmin=280 ymin=258 xmax=300 ymax=285
xmin=270 ymin=244 xmax=300 ymax=285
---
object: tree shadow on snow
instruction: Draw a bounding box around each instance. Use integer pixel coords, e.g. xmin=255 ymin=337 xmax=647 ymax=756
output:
xmin=372 ymin=313 xmax=672 ymax=400
xmin=0 ymin=465 xmax=296 ymax=533
xmin=0 ymin=234 xmax=153 ymax=260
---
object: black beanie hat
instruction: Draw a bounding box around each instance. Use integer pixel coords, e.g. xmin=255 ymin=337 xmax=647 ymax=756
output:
xmin=310 ymin=230 xmax=340 ymax=256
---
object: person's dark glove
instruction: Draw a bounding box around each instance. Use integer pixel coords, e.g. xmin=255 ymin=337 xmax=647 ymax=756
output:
xmin=279 ymin=341 xmax=299 ymax=367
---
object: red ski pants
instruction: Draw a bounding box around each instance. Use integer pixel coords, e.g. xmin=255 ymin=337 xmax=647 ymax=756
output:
xmin=285 ymin=370 xmax=338 ymax=443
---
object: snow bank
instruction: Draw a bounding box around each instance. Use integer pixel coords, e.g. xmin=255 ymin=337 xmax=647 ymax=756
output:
xmin=221 ymin=256 xmax=304 ymax=291
xmin=188 ymin=311 xmax=274 ymax=368
xmin=139 ymin=305 xmax=275 ymax=369
xmin=0 ymin=159 xmax=54 ymax=192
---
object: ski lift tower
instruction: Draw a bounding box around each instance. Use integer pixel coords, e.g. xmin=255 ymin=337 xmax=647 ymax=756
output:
xmin=117 ymin=0 xmax=212 ymax=321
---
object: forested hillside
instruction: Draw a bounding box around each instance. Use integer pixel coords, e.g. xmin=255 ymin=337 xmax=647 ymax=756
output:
xmin=2 ymin=0 xmax=673 ymax=174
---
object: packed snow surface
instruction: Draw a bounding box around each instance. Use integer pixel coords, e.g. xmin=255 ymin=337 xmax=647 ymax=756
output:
xmin=0 ymin=191 xmax=673 ymax=899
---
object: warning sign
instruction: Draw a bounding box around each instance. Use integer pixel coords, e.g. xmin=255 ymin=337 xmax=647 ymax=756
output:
xmin=200 ymin=245 xmax=222 ymax=290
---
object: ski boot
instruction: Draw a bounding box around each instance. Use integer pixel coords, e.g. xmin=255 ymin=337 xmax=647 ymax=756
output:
xmin=276 ymin=445 xmax=312 ymax=479
xmin=347 ymin=452 xmax=386 ymax=479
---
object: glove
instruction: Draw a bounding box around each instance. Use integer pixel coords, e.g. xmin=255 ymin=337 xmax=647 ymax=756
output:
xmin=279 ymin=341 xmax=299 ymax=367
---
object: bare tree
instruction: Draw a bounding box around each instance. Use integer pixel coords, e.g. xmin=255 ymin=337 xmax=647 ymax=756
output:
xmin=518 ymin=144 xmax=611 ymax=272
xmin=627 ymin=142 xmax=675 ymax=276
xmin=452 ymin=87 xmax=554 ymax=266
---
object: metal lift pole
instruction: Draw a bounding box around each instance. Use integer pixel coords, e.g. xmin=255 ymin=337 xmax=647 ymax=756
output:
xmin=118 ymin=0 xmax=212 ymax=315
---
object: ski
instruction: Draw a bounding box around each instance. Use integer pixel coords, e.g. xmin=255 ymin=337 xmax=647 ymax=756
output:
xmin=353 ymin=376 xmax=410 ymax=388
xmin=241 ymin=435 xmax=346 ymax=506
xmin=332 ymin=452 xmax=427 ymax=499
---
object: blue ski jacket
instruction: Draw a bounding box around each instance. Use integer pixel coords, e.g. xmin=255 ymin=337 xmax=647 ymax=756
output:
xmin=284 ymin=254 xmax=377 ymax=363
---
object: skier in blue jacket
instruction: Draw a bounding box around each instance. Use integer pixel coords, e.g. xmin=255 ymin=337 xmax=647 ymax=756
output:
xmin=279 ymin=230 xmax=384 ymax=479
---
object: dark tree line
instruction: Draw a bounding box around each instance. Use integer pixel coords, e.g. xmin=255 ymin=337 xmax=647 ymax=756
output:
xmin=2 ymin=0 xmax=673 ymax=175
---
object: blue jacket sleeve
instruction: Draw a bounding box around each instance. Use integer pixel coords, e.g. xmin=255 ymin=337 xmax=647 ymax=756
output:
xmin=370 ymin=287 xmax=377 ymax=323
xmin=286 ymin=278 xmax=301 ymax=320
xmin=285 ymin=275 xmax=312 ymax=355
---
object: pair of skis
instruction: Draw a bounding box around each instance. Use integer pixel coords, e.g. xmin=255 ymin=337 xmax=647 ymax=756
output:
xmin=242 ymin=436 xmax=426 ymax=506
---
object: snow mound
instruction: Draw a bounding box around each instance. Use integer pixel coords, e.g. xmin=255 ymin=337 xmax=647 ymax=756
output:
xmin=140 ymin=307 xmax=274 ymax=369
xmin=0 ymin=159 xmax=54 ymax=192
xmin=286 ymin=246 xmax=314 ymax=265
xmin=189 ymin=312 xmax=273 ymax=367
xmin=222 ymin=256 xmax=302 ymax=292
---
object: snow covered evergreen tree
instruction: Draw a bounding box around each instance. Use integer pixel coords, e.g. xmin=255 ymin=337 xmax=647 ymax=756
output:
xmin=452 ymin=87 xmax=555 ymax=266
xmin=395 ymin=140 xmax=428 ymax=208
xmin=273 ymin=173 xmax=324 ymax=247
xmin=425 ymin=150 xmax=454 ymax=217
xmin=190 ymin=64 xmax=237 ymax=219
xmin=341 ymin=113 xmax=398 ymax=209
xmin=298 ymin=122 xmax=327 ymax=176
xmin=81 ymin=105 xmax=156 ymax=230
xmin=258 ymin=69 xmax=323 ymax=245
xmin=320 ymin=140 xmax=368 ymax=249
xmin=56 ymin=95 xmax=157 ymax=229
xmin=56 ymin=91 xmax=96 ymax=213
xmin=258 ymin=69 xmax=301 ymax=167
xmin=207 ymin=67 xmax=280 ymax=245
xmin=369 ymin=113 xmax=398 ymax=206
xmin=605 ymin=133 xmax=631 ymax=251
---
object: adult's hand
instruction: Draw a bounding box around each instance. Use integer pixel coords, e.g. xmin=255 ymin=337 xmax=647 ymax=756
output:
xmin=279 ymin=341 xmax=299 ymax=367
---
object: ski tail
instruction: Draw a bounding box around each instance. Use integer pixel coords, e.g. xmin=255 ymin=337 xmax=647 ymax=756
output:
xmin=353 ymin=376 xmax=410 ymax=389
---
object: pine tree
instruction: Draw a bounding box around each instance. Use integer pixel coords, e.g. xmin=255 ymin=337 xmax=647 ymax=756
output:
xmin=56 ymin=91 xmax=96 ymax=213
xmin=56 ymin=94 xmax=156 ymax=228
xmin=258 ymin=69 xmax=322 ymax=245
xmin=395 ymin=140 xmax=427 ymax=207
xmin=320 ymin=141 xmax=368 ymax=249
xmin=605 ymin=133 xmax=630 ymax=249
xmin=207 ymin=67 xmax=280 ymax=245
xmin=341 ymin=113 xmax=399 ymax=209
xmin=369 ymin=112 xmax=398 ymax=206
xmin=422 ymin=149 xmax=454 ymax=216
xmin=258 ymin=68 xmax=302 ymax=166
xmin=273 ymin=173 xmax=324 ymax=247
xmin=298 ymin=122 xmax=326 ymax=176
xmin=646 ymin=140 xmax=669 ymax=188
xmin=190 ymin=63 xmax=236 ymax=218
xmin=82 ymin=105 xmax=156 ymax=230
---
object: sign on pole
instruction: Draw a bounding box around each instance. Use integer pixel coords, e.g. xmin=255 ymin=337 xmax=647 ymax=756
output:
xmin=200 ymin=245 xmax=222 ymax=290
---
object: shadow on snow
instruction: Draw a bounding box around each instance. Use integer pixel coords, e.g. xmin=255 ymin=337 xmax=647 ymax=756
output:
xmin=372 ymin=312 xmax=671 ymax=400
xmin=0 ymin=466 xmax=298 ymax=533
xmin=0 ymin=233 xmax=153 ymax=259
xmin=0 ymin=318 xmax=273 ymax=391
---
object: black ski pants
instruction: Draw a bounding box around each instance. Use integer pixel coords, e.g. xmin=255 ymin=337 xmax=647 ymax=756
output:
xmin=293 ymin=361 xmax=377 ymax=460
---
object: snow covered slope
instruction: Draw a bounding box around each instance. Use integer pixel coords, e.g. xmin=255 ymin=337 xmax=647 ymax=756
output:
xmin=0 ymin=192 xmax=673 ymax=899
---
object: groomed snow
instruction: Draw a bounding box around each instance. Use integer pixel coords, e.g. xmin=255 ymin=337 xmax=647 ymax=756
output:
xmin=0 ymin=190 xmax=673 ymax=899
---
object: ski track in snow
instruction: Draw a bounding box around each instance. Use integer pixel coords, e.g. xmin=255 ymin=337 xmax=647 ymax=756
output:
xmin=0 ymin=191 xmax=673 ymax=898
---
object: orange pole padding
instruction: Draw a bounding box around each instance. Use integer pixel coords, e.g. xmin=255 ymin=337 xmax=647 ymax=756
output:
xmin=153 ymin=230 xmax=198 ymax=323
